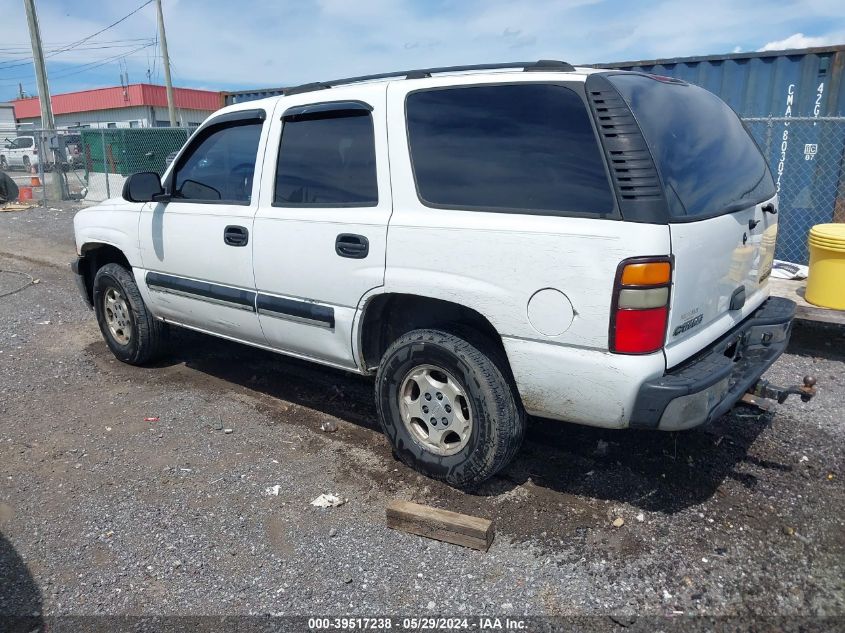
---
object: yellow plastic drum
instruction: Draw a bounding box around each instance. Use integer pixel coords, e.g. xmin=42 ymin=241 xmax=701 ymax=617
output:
xmin=805 ymin=223 xmax=845 ymax=310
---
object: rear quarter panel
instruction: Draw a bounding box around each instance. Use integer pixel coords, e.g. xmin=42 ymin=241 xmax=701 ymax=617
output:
xmin=383 ymin=74 xmax=671 ymax=426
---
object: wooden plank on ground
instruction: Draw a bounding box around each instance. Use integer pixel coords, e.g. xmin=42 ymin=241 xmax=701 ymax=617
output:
xmin=768 ymin=277 xmax=845 ymax=326
xmin=386 ymin=500 xmax=494 ymax=551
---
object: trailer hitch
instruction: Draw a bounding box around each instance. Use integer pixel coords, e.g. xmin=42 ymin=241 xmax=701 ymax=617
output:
xmin=749 ymin=375 xmax=817 ymax=404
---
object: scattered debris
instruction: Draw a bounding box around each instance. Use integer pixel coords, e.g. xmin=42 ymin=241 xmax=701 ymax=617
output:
xmin=144 ymin=416 xmax=159 ymax=422
xmin=782 ymin=526 xmax=795 ymax=536
xmin=223 ymin=428 xmax=233 ymax=434
xmin=311 ymin=493 xmax=346 ymax=508
xmin=635 ymin=513 xmax=645 ymax=523
xmin=386 ymin=499 xmax=494 ymax=551
xmin=265 ymin=485 xmax=281 ymax=497
xmin=609 ymin=615 xmax=637 ymax=628
xmin=36 ymin=320 xmax=50 ymax=325
xmin=213 ymin=422 xmax=224 ymax=431
xmin=320 ymin=421 xmax=338 ymax=433
xmin=1 ymin=202 xmax=37 ymax=212
xmin=799 ymin=455 xmax=809 ymax=463
xmin=612 ymin=517 xmax=625 ymax=528
xmin=343 ymin=575 xmax=353 ymax=584
xmin=329 ymin=528 xmax=338 ymax=538
xmin=594 ymin=439 xmax=609 ymax=456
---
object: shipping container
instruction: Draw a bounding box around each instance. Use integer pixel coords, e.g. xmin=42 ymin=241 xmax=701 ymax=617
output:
xmin=222 ymin=47 xmax=845 ymax=263
xmin=593 ymin=45 xmax=844 ymax=118
xmin=223 ymin=88 xmax=286 ymax=106
xmin=595 ymin=46 xmax=845 ymax=263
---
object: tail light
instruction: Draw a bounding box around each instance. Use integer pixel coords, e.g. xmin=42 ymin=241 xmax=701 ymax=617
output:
xmin=32 ymin=147 xmax=37 ymax=155
xmin=610 ymin=257 xmax=672 ymax=354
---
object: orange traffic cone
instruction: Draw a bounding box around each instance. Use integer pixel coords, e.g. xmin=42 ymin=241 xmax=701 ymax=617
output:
xmin=30 ymin=165 xmax=40 ymax=187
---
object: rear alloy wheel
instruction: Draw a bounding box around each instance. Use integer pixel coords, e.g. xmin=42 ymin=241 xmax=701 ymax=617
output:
xmin=376 ymin=328 xmax=525 ymax=489
xmin=398 ymin=364 xmax=473 ymax=456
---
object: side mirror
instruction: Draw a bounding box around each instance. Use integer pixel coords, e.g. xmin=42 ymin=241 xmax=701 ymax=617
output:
xmin=123 ymin=171 xmax=168 ymax=203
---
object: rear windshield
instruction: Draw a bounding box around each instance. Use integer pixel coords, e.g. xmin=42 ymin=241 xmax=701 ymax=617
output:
xmin=608 ymin=74 xmax=775 ymax=219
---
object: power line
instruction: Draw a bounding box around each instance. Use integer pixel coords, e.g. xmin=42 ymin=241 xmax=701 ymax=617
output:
xmin=0 ymin=43 xmax=157 ymax=87
xmin=47 ymin=0 xmax=155 ymax=58
xmin=0 ymin=41 xmax=155 ymax=67
xmin=0 ymin=0 xmax=154 ymax=71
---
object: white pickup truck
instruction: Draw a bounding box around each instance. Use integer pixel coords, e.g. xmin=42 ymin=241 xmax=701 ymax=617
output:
xmin=72 ymin=61 xmax=815 ymax=488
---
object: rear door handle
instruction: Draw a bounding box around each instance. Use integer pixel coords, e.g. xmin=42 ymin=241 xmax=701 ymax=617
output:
xmin=224 ymin=225 xmax=248 ymax=247
xmin=335 ymin=233 xmax=369 ymax=259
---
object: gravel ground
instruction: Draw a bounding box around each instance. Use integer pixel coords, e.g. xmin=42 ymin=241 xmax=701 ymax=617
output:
xmin=0 ymin=204 xmax=843 ymax=624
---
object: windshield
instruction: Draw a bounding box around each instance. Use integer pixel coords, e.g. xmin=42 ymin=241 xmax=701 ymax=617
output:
xmin=608 ymin=74 xmax=775 ymax=219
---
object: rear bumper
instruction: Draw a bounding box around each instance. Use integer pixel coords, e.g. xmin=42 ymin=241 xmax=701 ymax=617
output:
xmin=631 ymin=297 xmax=795 ymax=430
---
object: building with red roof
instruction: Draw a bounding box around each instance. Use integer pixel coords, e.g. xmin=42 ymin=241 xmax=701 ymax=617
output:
xmin=13 ymin=84 xmax=223 ymax=129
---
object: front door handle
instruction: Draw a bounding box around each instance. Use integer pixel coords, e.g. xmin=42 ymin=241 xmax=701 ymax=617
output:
xmin=335 ymin=233 xmax=369 ymax=259
xmin=224 ymin=225 xmax=249 ymax=247
xmin=749 ymin=218 xmax=760 ymax=231
xmin=762 ymin=203 xmax=777 ymax=215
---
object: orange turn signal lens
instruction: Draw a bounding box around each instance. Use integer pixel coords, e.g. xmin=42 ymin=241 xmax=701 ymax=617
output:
xmin=621 ymin=261 xmax=671 ymax=286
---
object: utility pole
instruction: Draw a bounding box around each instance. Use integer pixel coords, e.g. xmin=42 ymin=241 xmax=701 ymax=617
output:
xmin=23 ymin=0 xmax=64 ymax=200
xmin=155 ymin=0 xmax=177 ymax=127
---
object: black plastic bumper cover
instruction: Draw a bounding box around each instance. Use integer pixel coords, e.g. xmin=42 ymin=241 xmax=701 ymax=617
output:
xmin=70 ymin=256 xmax=93 ymax=309
xmin=630 ymin=297 xmax=796 ymax=429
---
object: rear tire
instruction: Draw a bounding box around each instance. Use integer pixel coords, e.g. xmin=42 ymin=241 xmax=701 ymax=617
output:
xmin=93 ymin=263 xmax=166 ymax=365
xmin=375 ymin=328 xmax=525 ymax=489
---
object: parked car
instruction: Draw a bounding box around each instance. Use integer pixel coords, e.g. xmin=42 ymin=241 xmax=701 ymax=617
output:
xmin=71 ymin=61 xmax=815 ymax=488
xmin=60 ymin=133 xmax=83 ymax=170
xmin=1 ymin=135 xmax=37 ymax=171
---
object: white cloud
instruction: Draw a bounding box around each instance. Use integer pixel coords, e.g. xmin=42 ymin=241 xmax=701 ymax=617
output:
xmin=1 ymin=0 xmax=844 ymax=98
xmin=759 ymin=32 xmax=841 ymax=51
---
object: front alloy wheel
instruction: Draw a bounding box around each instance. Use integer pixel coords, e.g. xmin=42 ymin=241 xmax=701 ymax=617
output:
xmin=103 ymin=286 xmax=132 ymax=345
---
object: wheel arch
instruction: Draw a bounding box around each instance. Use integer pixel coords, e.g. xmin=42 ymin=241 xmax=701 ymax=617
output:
xmin=78 ymin=242 xmax=132 ymax=305
xmin=357 ymin=292 xmax=509 ymax=373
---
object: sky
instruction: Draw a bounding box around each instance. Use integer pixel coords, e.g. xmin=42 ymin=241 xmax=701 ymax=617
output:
xmin=1 ymin=0 xmax=844 ymax=101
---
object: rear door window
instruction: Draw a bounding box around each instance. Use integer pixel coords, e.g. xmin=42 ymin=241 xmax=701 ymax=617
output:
xmin=608 ymin=74 xmax=775 ymax=219
xmin=274 ymin=109 xmax=378 ymax=207
xmin=405 ymin=84 xmax=614 ymax=216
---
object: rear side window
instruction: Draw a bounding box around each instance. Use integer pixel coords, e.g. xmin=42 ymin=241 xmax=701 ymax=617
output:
xmin=608 ymin=74 xmax=775 ymax=219
xmin=405 ymin=84 xmax=614 ymax=215
xmin=275 ymin=111 xmax=378 ymax=207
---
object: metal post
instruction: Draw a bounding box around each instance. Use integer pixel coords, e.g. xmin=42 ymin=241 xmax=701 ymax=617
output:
xmin=37 ymin=132 xmax=46 ymax=204
xmin=155 ymin=0 xmax=178 ymax=127
xmin=102 ymin=130 xmax=110 ymax=199
xmin=23 ymin=0 xmax=64 ymax=201
xmin=764 ymin=116 xmax=773 ymax=156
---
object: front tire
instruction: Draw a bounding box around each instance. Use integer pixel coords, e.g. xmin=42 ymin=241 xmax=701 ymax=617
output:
xmin=375 ymin=329 xmax=525 ymax=489
xmin=93 ymin=263 xmax=165 ymax=365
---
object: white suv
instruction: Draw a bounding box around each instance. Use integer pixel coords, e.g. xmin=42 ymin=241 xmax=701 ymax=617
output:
xmin=1 ymin=135 xmax=38 ymax=171
xmin=72 ymin=61 xmax=810 ymax=488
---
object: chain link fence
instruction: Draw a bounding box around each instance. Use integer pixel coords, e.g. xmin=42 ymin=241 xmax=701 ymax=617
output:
xmin=743 ymin=116 xmax=845 ymax=264
xmin=2 ymin=127 xmax=191 ymax=206
xmin=5 ymin=118 xmax=845 ymax=265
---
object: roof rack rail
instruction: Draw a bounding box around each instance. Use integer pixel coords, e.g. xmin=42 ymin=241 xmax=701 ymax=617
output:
xmin=282 ymin=60 xmax=575 ymax=96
